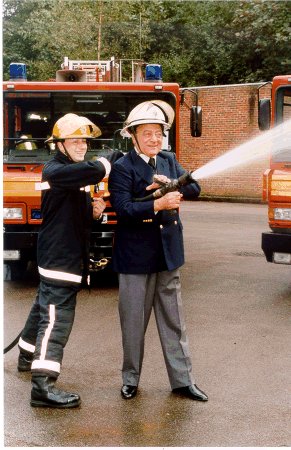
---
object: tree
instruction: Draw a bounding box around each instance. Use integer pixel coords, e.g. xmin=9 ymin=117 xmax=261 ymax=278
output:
xmin=229 ymin=0 xmax=291 ymax=82
xmin=2 ymin=0 xmax=291 ymax=84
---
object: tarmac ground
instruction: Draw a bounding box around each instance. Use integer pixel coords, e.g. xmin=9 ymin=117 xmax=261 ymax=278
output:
xmin=3 ymin=201 xmax=291 ymax=447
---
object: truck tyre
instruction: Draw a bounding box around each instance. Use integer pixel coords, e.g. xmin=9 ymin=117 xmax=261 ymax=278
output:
xmin=4 ymin=260 xmax=29 ymax=281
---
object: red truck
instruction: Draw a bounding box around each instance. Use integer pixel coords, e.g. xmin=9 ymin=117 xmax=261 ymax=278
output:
xmin=3 ymin=57 xmax=201 ymax=278
xmin=259 ymin=75 xmax=291 ymax=264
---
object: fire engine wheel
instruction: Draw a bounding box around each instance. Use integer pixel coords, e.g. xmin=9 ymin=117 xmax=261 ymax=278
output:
xmin=4 ymin=260 xmax=29 ymax=281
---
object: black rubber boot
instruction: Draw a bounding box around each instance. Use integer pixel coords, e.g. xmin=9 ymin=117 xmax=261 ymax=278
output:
xmin=18 ymin=350 xmax=33 ymax=372
xmin=30 ymin=376 xmax=81 ymax=408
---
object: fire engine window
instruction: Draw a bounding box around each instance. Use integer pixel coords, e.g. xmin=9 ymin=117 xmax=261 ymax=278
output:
xmin=275 ymin=87 xmax=291 ymax=124
xmin=273 ymin=87 xmax=291 ymax=163
xmin=282 ymin=94 xmax=291 ymax=123
xmin=4 ymin=91 xmax=176 ymax=159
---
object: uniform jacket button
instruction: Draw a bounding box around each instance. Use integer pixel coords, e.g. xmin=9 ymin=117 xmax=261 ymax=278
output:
xmin=174 ymin=220 xmax=177 ymax=225
xmin=160 ymin=224 xmax=163 ymax=229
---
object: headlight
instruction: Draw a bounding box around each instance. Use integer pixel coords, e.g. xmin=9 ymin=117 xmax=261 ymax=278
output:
xmin=274 ymin=208 xmax=291 ymax=220
xmin=3 ymin=207 xmax=23 ymax=220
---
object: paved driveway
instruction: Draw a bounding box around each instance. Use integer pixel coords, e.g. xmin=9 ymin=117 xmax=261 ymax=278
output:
xmin=3 ymin=201 xmax=291 ymax=447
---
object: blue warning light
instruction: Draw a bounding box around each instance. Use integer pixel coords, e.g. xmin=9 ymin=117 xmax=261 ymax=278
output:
xmin=145 ymin=64 xmax=162 ymax=82
xmin=9 ymin=63 xmax=27 ymax=81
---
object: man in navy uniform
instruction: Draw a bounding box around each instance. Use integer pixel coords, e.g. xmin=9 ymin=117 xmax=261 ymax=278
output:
xmin=108 ymin=100 xmax=208 ymax=401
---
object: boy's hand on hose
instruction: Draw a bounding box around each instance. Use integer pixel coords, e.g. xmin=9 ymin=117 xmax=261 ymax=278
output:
xmin=92 ymin=197 xmax=106 ymax=220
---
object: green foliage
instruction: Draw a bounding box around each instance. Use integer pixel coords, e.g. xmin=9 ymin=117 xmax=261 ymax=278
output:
xmin=3 ymin=0 xmax=291 ymax=84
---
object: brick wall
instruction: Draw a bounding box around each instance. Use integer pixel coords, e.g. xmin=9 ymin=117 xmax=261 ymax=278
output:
xmin=179 ymin=83 xmax=272 ymax=201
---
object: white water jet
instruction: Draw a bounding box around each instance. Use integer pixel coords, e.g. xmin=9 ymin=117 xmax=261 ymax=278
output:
xmin=191 ymin=119 xmax=291 ymax=181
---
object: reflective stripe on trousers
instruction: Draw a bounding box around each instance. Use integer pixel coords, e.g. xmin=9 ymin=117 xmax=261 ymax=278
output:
xmin=20 ymin=281 xmax=78 ymax=377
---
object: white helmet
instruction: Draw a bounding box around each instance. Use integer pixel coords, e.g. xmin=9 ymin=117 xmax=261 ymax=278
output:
xmin=46 ymin=113 xmax=101 ymax=142
xmin=120 ymin=100 xmax=175 ymax=138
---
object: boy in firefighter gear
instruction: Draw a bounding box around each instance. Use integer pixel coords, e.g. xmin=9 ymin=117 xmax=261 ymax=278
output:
xmin=108 ymin=100 xmax=208 ymax=401
xmin=17 ymin=113 xmax=111 ymax=408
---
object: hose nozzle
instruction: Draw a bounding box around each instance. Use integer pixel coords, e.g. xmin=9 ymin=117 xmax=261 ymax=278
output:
xmin=152 ymin=171 xmax=195 ymax=199
xmin=133 ymin=171 xmax=196 ymax=202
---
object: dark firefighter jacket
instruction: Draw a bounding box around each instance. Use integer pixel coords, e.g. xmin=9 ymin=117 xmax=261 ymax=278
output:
xmin=108 ymin=150 xmax=200 ymax=274
xmin=37 ymin=150 xmax=107 ymax=287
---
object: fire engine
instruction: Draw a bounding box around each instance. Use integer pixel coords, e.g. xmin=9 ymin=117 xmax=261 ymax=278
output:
xmin=3 ymin=57 xmax=201 ymax=279
xmin=259 ymin=75 xmax=291 ymax=264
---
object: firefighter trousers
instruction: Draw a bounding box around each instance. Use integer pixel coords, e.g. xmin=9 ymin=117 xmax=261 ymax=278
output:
xmin=18 ymin=280 xmax=78 ymax=378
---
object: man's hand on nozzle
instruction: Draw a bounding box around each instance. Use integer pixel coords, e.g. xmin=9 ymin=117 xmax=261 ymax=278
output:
xmin=146 ymin=174 xmax=171 ymax=191
xmin=154 ymin=191 xmax=183 ymax=212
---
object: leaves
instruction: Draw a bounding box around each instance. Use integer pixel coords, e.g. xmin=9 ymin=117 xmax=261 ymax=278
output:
xmin=3 ymin=0 xmax=291 ymax=84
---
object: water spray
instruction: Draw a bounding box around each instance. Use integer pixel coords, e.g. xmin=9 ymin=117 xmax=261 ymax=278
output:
xmin=133 ymin=119 xmax=291 ymax=203
xmin=192 ymin=119 xmax=291 ymax=181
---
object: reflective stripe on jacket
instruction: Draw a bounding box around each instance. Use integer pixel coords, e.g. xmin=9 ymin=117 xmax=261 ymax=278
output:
xmin=37 ymin=151 xmax=106 ymax=286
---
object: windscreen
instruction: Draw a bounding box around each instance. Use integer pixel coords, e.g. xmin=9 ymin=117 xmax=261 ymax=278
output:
xmin=3 ymin=90 xmax=176 ymax=163
xmin=273 ymin=86 xmax=291 ymax=163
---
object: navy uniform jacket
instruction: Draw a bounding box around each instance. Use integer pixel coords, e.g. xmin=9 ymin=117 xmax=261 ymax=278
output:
xmin=108 ymin=150 xmax=200 ymax=274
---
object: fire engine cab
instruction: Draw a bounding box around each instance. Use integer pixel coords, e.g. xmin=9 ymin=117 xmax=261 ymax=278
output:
xmin=3 ymin=57 xmax=201 ymax=279
xmin=259 ymin=75 xmax=291 ymax=264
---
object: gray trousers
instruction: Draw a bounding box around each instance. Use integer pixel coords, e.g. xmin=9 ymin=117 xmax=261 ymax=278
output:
xmin=118 ymin=269 xmax=194 ymax=389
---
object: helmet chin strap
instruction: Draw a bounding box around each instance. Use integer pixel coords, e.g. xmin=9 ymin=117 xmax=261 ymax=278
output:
xmin=131 ymin=127 xmax=159 ymax=158
xmin=131 ymin=126 xmax=163 ymax=158
xmin=58 ymin=140 xmax=89 ymax=162
xmin=60 ymin=142 xmax=74 ymax=162
xmin=131 ymin=129 xmax=144 ymax=156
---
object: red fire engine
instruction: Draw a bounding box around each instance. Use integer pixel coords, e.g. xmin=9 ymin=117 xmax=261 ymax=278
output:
xmin=3 ymin=57 xmax=201 ymax=278
xmin=259 ymin=75 xmax=291 ymax=264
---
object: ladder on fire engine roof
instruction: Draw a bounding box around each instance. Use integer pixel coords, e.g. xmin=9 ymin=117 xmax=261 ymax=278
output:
xmin=61 ymin=56 xmax=145 ymax=83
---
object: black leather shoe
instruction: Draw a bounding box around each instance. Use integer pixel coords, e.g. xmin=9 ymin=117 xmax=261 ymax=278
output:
xmin=172 ymin=384 xmax=208 ymax=402
xmin=31 ymin=376 xmax=81 ymax=408
xmin=121 ymin=385 xmax=138 ymax=399
xmin=18 ymin=350 xmax=33 ymax=372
